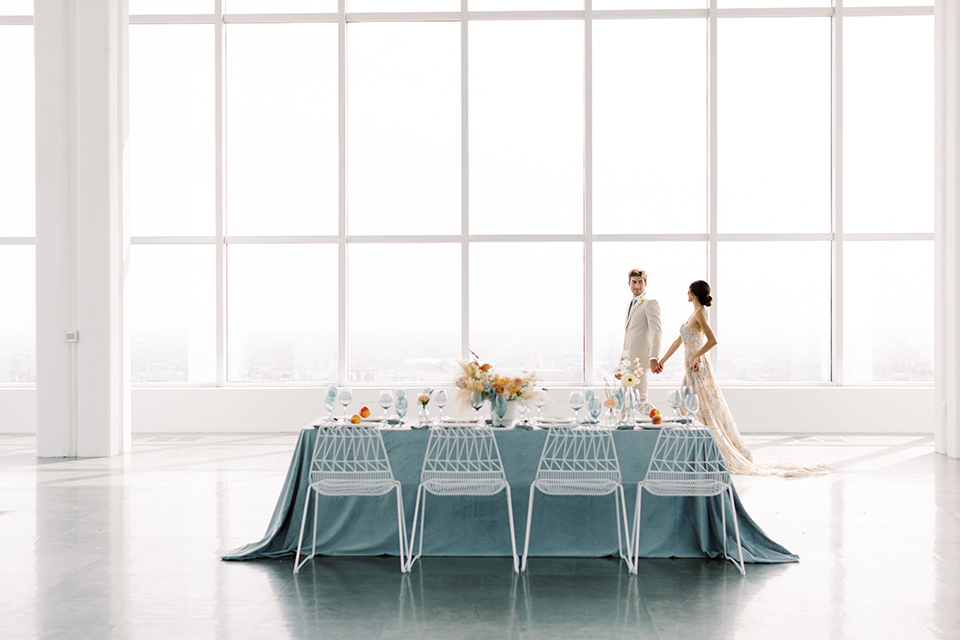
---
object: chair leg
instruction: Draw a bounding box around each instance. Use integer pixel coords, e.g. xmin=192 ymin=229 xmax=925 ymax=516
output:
xmin=727 ymin=486 xmax=746 ymax=575
xmin=394 ymin=484 xmax=409 ymax=573
xmin=408 ymin=484 xmax=427 ymax=570
xmin=632 ymin=485 xmax=643 ymax=572
xmin=293 ymin=487 xmax=314 ymax=574
xmin=615 ymin=485 xmax=634 ymax=573
xmin=520 ymin=483 xmax=537 ymax=572
xmin=504 ymin=485 xmax=519 ymax=573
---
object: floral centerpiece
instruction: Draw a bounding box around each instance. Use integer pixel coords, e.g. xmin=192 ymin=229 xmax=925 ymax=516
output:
xmin=611 ymin=357 xmax=645 ymax=423
xmin=454 ymin=352 xmax=539 ymax=408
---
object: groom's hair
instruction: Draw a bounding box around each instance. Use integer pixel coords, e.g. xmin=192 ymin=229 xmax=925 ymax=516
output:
xmin=627 ymin=268 xmax=647 ymax=281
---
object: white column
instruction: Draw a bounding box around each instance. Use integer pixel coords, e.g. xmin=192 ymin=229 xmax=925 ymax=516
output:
xmin=936 ymin=0 xmax=960 ymax=458
xmin=35 ymin=0 xmax=130 ymax=457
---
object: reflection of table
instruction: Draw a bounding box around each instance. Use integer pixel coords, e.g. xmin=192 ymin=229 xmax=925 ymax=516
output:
xmin=223 ymin=427 xmax=797 ymax=564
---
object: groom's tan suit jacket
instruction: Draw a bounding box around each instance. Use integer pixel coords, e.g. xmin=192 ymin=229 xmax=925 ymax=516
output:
xmin=621 ymin=297 xmax=663 ymax=366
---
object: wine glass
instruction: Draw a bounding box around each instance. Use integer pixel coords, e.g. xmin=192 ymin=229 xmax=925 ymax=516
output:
xmin=323 ymin=385 xmax=337 ymax=420
xmin=338 ymin=388 xmax=353 ymax=419
xmin=516 ymin=399 xmax=530 ymax=426
xmin=683 ymin=390 xmax=699 ymax=424
xmin=680 ymin=385 xmax=694 ymax=423
xmin=378 ymin=390 xmax=394 ymax=421
xmin=395 ymin=394 xmax=408 ymax=425
xmin=492 ymin=394 xmax=507 ymax=427
xmin=569 ymin=391 xmax=584 ymax=424
xmin=434 ymin=389 xmax=448 ymax=424
xmin=470 ymin=390 xmax=485 ymax=423
xmin=587 ymin=395 xmax=602 ymax=424
xmin=667 ymin=390 xmax=682 ymax=421
xmin=534 ymin=392 xmax=547 ymax=424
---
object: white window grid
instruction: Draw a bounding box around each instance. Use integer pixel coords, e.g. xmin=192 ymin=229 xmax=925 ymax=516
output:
xmin=1 ymin=2 xmax=935 ymax=388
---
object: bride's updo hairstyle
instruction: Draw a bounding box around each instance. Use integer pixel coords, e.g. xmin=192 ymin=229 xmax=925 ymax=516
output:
xmin=690 ymin=280 xmax=713 ymax=307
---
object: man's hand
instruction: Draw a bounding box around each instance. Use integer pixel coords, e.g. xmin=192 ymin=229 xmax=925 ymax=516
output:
xmin=649 ymin=358 xmax=663 ymax=374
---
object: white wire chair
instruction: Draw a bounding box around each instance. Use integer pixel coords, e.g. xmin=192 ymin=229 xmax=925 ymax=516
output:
xmin=521 ymin=427 xmax=633 ymax=572
xmin=294 ymin=425 xmax=409 ymax=574
xmin=633 ymin=427 xmax=745 ymax=575
xmin=408 ymin=425 xmax=519 ymax=573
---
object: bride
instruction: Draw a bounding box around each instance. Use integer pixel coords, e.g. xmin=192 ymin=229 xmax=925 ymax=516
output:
xmin=656 ymin=280 xmax=830 ymax=477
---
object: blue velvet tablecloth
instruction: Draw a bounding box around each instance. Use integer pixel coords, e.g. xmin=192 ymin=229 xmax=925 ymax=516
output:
xmin=222 ymin=427 xmax=798 ymax=564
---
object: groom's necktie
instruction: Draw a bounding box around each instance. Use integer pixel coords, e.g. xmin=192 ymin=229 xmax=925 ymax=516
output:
xmin=628 ymin=298 xmax=637 ymax=315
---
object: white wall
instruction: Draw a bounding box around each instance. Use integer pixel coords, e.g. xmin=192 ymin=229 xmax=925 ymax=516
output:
xmin=0 ymin=387 xmax=935 ymax=434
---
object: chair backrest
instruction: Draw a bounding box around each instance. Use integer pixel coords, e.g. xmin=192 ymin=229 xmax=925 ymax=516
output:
xmin=642 ymin=427 xmax=731 ymax=497
xmin=310 ymin=426 xmax=395 ymax=483
xmin=534 ymin=427 xmax=622 ymax=485
xmin=420 ymin=426 xmax=507 ymax=483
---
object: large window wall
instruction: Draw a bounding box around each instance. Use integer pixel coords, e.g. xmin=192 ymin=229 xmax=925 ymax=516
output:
xmin=127 ymin=1 xmax=934 ymax=387
xmin=0 ymin=7 xmax=35 ymax=385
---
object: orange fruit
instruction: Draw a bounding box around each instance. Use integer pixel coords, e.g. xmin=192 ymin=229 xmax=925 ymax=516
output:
xmin=350 ymin=414 xmax=361 ymax=424
xmin=651 ymin=414 xmax=663 ymax=425
xmin=359 ymin=406 xmax=371 ymax=419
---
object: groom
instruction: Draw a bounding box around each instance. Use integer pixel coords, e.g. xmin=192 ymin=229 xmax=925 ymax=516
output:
xmin=622 ymin=268 xmax=662 ymax=411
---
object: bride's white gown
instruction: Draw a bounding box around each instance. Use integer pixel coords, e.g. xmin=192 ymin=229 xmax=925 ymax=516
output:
xmin=680 ymin=323 xmax=831 ymax=477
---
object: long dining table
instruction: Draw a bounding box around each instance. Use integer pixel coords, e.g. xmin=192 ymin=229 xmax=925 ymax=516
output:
xmin=222 ymin=424 xmax=798 ymax=564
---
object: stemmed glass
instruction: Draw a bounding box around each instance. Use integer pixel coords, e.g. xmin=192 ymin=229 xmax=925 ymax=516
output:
xmin=470 ymin=390 xmax=485 ymax=423
xmin=680 ymin=385 xmax=694 ymax=423
xmin=323 ymin=385 xmax=337 ymax=421
xmin=534 ymin=392 xmax=547 ymax=424
xmin=434 ymin=389 xmax=448 ymax=424
xmin=395 ymin=393 xmax=408 ymax=425
xmin=667 ymin=390 xmax=682 ymax=421
xmin=569 ymin=391 xmax=584 ymax=424
xmin=491 ymin=394 xmax=507 ymax=427
xmin=338 ymin=388 xmax=353 ymax=419
xmin=684 ymin=393 xmax=699 ymax=425
xmin=378 ymin=390 xmax=394 ymax=421
xmin=516 ymin=399 xmax=530 ymax=427
xmin=587 ymin=396 xmax=602 ymax=424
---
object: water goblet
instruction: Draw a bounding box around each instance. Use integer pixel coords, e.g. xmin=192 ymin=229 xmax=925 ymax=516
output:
xmin=516 ymin=399 xmax=530 ymax=426
xmin=395 ymin=394 xmax=408 ymax=425
xmin=680 ymin=385 xmax=694 ymax=423
xmin=492 ymin=394 xmax=507 ymax=427
xmin=434 ymin=389 xmax=448 ymax=424
xmin=683 ymin=391 xmax=699 ymax=425
xmin=470 ymin=390 xmax=485 ymax=423
xmin=667 ymin=390 xmax=682 ymax=421
xmin=569 ymin=391 xmax=584 ymax=424
xmin=338 ymin=388 xmax=353 ymax=419
xmin=378 ymin=390 xmax=394 ymax=420
xmin=324 ymin=385 xmax=337 ymax=420
xmin=587 ymin=395 xmax=602 ymax=424
xmin=534 ymin=392 xmax=547 ymax=424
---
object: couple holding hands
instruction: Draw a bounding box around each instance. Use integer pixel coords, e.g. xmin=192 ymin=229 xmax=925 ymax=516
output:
xmin=621 ymin=268 xmax=830 ymax=478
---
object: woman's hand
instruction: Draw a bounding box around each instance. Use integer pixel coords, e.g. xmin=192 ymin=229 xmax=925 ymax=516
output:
xmin=691 ymin=357 xmax=701 ymax=372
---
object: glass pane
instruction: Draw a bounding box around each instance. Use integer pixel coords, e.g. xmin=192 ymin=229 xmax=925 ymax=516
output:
xmin=843 ymin=16 xmax=933 ymax=233
xmin=594 ymin=1 xmax=703 ymax=8
xmin=129 ymin=25 xmax=215 ymax=236
xmin=226 ymin=0 xmax=336 ymax=11
xmin=0 ymin=26 xmax=34 ymax=237
xmin=718 ymin=18 xmax=831 ymax=233
xmin=591 ymin=241 xmax=707 ymax=384
xmin=593 ymin=19 xmax=706 ymax=235
xmin=129 ymin=246 xmax=215 ymax=383
xmin=349 ymin=0 xmax=458 ymax=10
xmin=226 ymin=24 xmax=339 ymax=236
xmin=470 ymin=0 xmax=582 ymax=9
xmin=469 ymin=21 xmax=583 ymax=235
xmin=0 ymin=1 xmax=34 ymax=14
xmin=470 ymin=243 xmax=583 ymax=382
xmin=348 ymin=244 xmax=461 ymax=382
xmin=130 ymin=0 xmax=214 ymax=13
xmin=844 ymin=241 xmax=933 ymax=382
xmin=718 ymin=0 xmax=828 ymax=7
xmin=845 ymin=0 xmax=931 ymax=6
xmin=0 ymin=247 xmax=35 ymax=383
xmin=347 ymin=23 xmax=460 ymax=236
xmin=227 ymin=244 xmax=338 ymax=382
xmin=717 ymin=242 xmax=831 ymax=382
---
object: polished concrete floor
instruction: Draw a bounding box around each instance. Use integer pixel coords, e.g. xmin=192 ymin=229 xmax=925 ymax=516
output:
xmin=1 ymin=432 xmax=958 ymax=640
